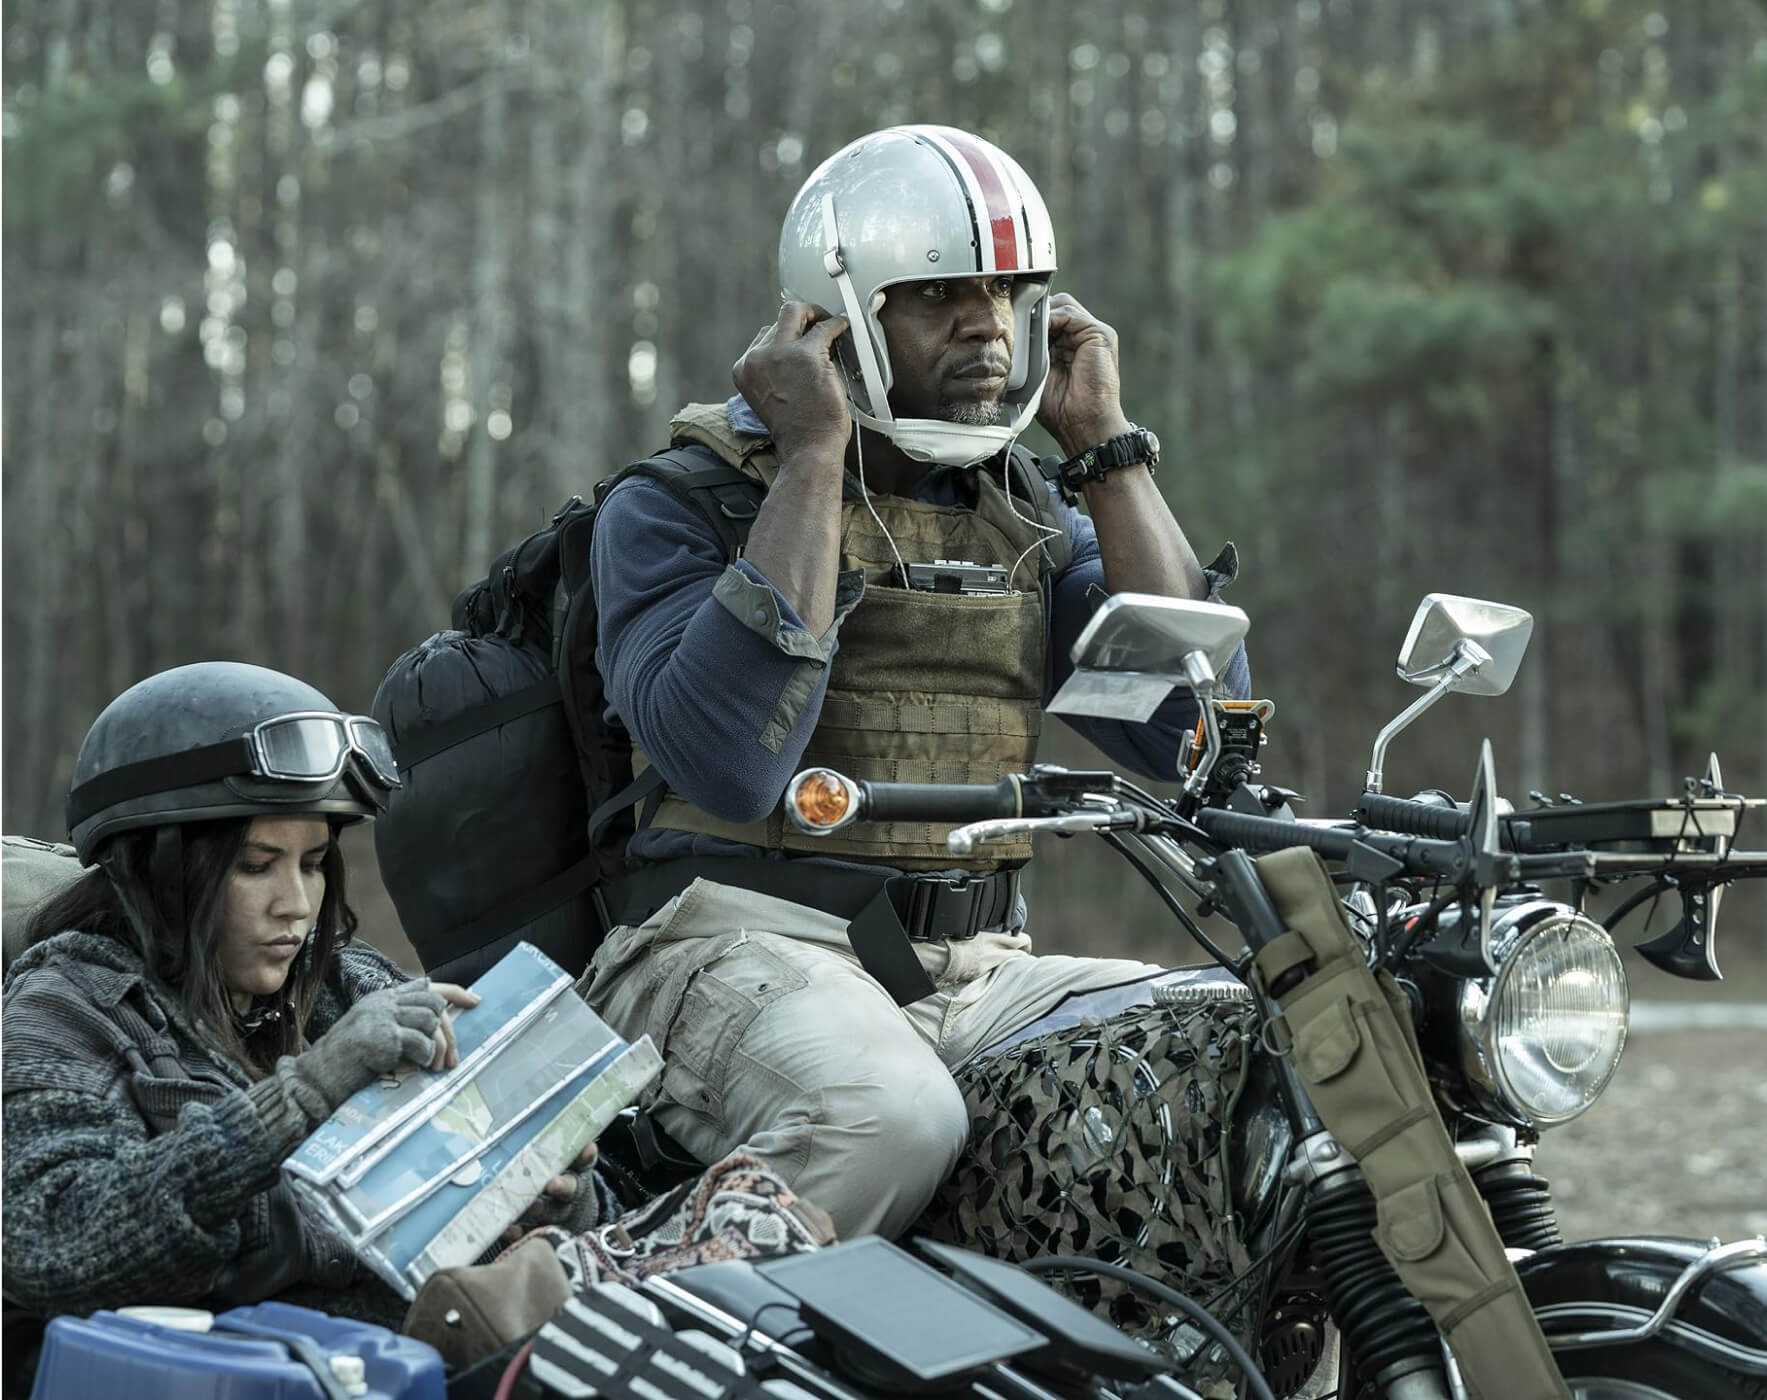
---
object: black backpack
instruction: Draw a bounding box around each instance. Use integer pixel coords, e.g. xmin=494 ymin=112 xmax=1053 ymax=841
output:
xmin=371 ymin=446 xmax=765 ymax=984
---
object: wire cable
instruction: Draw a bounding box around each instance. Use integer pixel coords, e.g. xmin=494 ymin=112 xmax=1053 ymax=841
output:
xmin=1201 ymin=1211 xmax=1309 ymax=1318
xmin=997 ymin=440 xmax=1064 ymax=591
xmin=1601 ymin=875 xmax=1673 ymax=933
xmin=1017 ymin=1255 xmax=1276 ymax=1400
xmin=852 ymin=427 xmax=908 ymax=587
xmin=1102 ymin=831 xmax=1240 ymax=972
xmin=1381 ymin=882 xmax=1462 ymax=970
xmin=494 ymin=1338 xmax=536 ymax=1400
xmin=735 ymin=1299 xmax=817 ymax=1359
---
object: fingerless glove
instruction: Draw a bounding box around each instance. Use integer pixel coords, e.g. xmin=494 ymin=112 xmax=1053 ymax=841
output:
xmin=247 ymin=979 xmax=450 ymax=1155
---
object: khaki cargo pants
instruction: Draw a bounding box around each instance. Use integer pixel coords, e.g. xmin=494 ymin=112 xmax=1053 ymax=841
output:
xmin=581 ymin=877 xmax=1159 ymax=1239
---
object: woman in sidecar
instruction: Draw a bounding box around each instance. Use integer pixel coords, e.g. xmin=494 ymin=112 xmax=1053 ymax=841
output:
xmin=0 ymin=663 xmax=613 ymax=1380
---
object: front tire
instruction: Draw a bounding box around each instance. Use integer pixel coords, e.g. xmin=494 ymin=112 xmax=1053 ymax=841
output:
xmin=1556 ymin=1340 xmax=1766 ymax=1399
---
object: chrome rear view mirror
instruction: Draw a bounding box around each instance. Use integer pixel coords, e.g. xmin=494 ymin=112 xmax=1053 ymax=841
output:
xmin=1050 ymin=594 xmax=1249 ymax=719
xmin=1397 ymin=594 xmax=1533 ymax=697
xmin=1049 ymin=594 xmax=1249 ymax=797
xmin=1366 ymin=595 xmax=1533 ymax=794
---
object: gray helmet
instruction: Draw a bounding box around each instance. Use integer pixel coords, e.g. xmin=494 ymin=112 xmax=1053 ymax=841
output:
xmin=778 ymin=125 xmax=1059 ymax=468
xmin=66 ymin=661 xmax=397 ymax=864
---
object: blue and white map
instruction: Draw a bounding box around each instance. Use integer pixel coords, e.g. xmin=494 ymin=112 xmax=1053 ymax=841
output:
xmin=284 ymin=942 xmax=661 ymax=1298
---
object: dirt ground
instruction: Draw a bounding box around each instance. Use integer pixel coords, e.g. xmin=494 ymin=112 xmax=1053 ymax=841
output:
xmin=1533 ymin=1025 xmax=1767 ymax=1244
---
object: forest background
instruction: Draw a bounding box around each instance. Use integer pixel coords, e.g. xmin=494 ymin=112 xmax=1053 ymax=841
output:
xmin=5 ymin=0 xmax=1766 ymax=973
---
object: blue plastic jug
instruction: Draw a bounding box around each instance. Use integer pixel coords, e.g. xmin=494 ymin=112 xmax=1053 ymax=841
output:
xmin=29 ymin=1300 xmax=444 ymax=1400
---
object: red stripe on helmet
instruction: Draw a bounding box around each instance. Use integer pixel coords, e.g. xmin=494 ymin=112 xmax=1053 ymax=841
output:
xmin=942 ymin=130 xmax=1021 ymax=272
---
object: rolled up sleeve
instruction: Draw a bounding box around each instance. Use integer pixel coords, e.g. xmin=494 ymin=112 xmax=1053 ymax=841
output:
xmin=591 ymin=479 xmax=862 ymax=821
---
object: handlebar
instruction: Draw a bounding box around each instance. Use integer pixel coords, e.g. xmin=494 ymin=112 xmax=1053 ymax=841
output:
xmin=858 ymin=777 xmax=1024 ymax=825
xmin=789 ymin=769 xmax=1767 ymax=886
xmin=1354 ymin=793 xmax=1474 ymax=841
xmin=1190 ymin=808 xmax=1471 ymax=878
xmin=787 ymin=769 xmax=1124 ymax=837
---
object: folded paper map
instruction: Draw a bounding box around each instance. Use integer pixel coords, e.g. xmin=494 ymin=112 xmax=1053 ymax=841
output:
xmin=284 ymin=942 xmax=661 ymax=1298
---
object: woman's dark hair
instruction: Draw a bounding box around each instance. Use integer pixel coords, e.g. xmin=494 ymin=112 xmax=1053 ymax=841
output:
xmin=25 ymin=817 xmax=359 ymax=1077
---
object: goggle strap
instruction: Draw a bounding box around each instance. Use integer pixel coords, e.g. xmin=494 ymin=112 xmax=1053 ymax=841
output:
xmin=67 ymin=738 xmax=257 ymax=831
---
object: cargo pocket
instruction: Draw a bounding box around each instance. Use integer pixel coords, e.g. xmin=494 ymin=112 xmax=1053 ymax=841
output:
xmin=1290 ymin=991 xmax=1414 ymax=1155
xmin=1291 ymin=995 xmax=1359 ymax=1081
xmin=1374 ymin=1174 xmax=1501 ymax=1313
xmin=658 ymin=935 xmax=809 ymax=1123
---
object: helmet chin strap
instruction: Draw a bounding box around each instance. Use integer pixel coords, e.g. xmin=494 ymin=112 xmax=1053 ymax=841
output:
xmin=850 ymin=409 xmax=1014 ymax=468
xmin=820 ymin=194 xmax=894 ymax=427
xmin=820 ymin=193 xmax=1046 ymax=470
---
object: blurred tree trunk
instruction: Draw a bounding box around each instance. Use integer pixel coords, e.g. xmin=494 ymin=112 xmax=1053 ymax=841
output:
xmin=559 ymin=0 xmax=616 ymax=491
xmin=524 ymin=0 xmax=567 ymax=487
xmin=461 ymin=0 xmax=511 ymax=571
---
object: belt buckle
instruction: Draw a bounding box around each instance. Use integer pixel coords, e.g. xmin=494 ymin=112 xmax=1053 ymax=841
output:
xmin=940 ymin=873 xmax=988 ymax=942
xmin=905 ymin=874 xmax=983 ymax=943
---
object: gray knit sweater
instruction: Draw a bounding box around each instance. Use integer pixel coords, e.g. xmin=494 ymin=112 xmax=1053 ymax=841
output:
xmin=1 ymin=930 xmax=408 ymax=1321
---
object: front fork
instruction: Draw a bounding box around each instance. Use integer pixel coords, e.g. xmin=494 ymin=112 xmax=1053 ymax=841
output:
xmin=1283 ymin=1125 xmax=1550 ymax=1399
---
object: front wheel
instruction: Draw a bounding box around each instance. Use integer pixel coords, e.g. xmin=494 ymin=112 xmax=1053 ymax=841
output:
xmin=1556 ymin=1341 xmax=1766 ymax=1399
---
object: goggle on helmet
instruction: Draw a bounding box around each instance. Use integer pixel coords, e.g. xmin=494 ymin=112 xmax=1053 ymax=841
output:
xmin=777 ymin=125 xmax=1059 ymax=469
xmin=66 ymin=662 xmax=398 ymax=864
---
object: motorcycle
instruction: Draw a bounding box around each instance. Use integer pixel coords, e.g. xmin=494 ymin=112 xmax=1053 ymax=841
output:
xmin=29 ymin=592 xmax=1765 ymax=1400
xmin=768 ymin=590 xmax=1767 ymax=1400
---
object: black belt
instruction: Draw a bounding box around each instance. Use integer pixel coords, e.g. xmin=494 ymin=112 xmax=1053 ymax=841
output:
xmin=595 ymin=857 xmax=1021 ymax=1006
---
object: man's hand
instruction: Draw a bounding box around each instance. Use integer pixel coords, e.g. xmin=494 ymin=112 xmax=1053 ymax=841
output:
xmin=732 ymin=302 xmax=854 ymax=466
xmin=499 ymin=1139 xmax=604 ymax=1246
xmin=1038 ymin=292 xmax=1132 ymax=458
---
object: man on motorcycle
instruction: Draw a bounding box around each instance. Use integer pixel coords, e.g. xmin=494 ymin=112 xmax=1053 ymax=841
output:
xmin=583 ymin=124 xmax=1249 ymax=1238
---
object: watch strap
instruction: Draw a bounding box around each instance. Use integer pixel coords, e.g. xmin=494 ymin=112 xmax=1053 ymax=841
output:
xmin=1049 ymin=425 xmax=1160 ymax=504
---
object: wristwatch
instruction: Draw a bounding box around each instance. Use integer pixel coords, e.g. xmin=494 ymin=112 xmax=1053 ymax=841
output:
xmin=1050 ymin=425 xmax=1160 ymax=503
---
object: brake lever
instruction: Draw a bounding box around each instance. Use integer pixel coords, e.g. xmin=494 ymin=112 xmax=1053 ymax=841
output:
xmin=947 ymin=808 xmax=1134 ymax=856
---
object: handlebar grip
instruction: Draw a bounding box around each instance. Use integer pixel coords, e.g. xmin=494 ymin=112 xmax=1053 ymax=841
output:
xmin=1354 ymin=793 xmax=1469 ymax=840
xmin=858 ymin=777 xmax=1023 ymax=824
xmin=1192 ymin=808 xmax=1357 ymax=859
xmin=1193 ymin=808 xmax=1471 ymax=879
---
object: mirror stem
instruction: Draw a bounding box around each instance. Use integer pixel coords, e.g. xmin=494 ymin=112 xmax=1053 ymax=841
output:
xmin=1181 ymin=650 xmax=1222 ymax=798
xmin=1365 ymin=642 xmax=1490 ymax=794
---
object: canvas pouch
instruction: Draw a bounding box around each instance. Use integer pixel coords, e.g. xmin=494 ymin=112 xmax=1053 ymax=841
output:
xmin=1252 ymin=847 xmax=1568 ymax=1400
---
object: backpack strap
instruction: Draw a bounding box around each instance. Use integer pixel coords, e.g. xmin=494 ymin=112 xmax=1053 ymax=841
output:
xmin=575 ymin=446 xmax=767 ymax=847
xmin=392 ymin=675 xmax=563 ymax=772
xmin=598 ymin=445 xmax=764 ymax=562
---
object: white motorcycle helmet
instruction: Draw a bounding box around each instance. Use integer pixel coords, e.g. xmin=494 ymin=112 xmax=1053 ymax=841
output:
xmin=777 ymin=125 xmax=1059 ymax=468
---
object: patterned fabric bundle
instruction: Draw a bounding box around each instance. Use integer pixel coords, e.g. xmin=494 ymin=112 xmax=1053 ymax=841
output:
xmin=916 ymin=998 xmax=1260 ymax=1370
xmin=542 ymin=1152 xmax=836 ymax=1292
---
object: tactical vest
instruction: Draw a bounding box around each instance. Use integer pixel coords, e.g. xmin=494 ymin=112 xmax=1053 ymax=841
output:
xmin=632 ymin=403 xmax=1071 ymax=871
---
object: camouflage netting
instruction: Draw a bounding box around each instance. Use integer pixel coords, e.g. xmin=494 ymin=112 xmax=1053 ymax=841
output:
xmin=916 ymin=996 xmax=1261 ymax=1387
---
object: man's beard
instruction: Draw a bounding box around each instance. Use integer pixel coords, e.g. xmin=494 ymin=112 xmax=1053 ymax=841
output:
xmin=937 ymin=397 xmax=1004 ymax=427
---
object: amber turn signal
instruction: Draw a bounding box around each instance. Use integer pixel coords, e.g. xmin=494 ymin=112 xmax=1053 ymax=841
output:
xmin=787 ymin=768 xmax=857 ymax=832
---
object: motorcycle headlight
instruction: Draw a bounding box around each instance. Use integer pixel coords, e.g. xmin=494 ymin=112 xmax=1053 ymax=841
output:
xmin=1458 ymin=904 xmax=1628 ymax=1127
